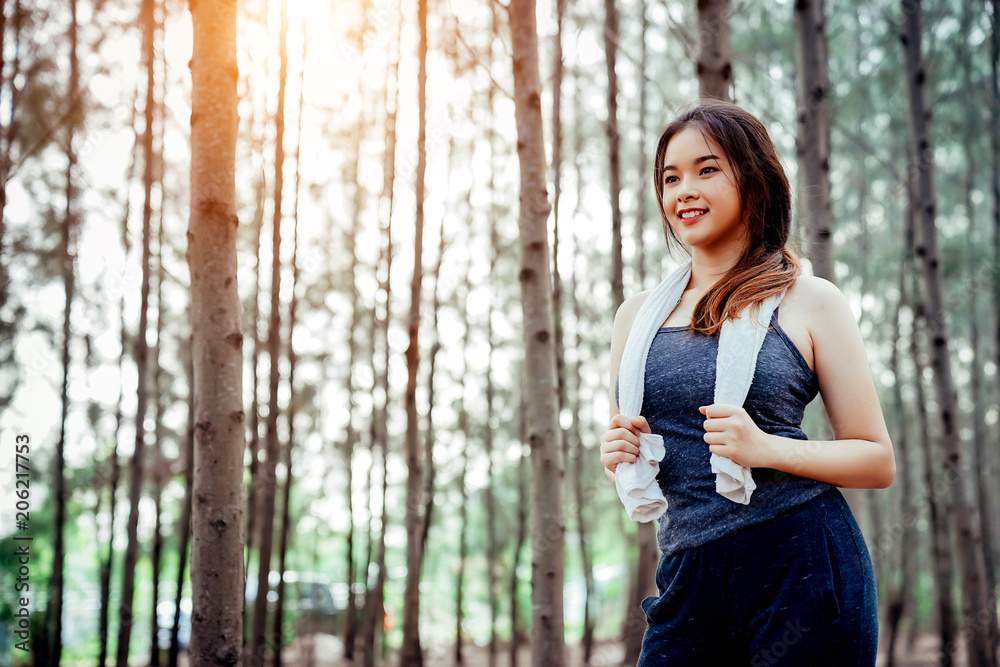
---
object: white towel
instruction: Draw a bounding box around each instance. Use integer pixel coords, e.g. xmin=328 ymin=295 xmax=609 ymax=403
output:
xmin=615 ymin=259 xmax=785 ymax=522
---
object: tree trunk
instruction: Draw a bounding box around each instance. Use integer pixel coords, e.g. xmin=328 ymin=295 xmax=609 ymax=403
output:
xmin=100 ymin=143 xmax=134 ymax=663
xmin=696 ymin=0 xmax=731 ymax=101
xmin=342 ymin=108 xmax=363 ymax=664
xmin=251 ymin=0 xmax=289 ymax=660
xmin=272 ymin=32 xmax=306 ymax=665
xmin=400 ymin=0 xmax=428 ymax=663
xmin=420 ymin=211 xmax=445 ymax=559
xmin=904 ymin=111 xmax=956 ymax=667
xmin=169 ymin=341 xmax=195 ymax=667
xmin=116 ymin=0 xmax=156 ymax=659
xmin=912 ymin=304 xmax=956 ymax=666
xmin=150 ymin=37 xmax=167 ymax=662
xmin=485 ymin=9 xmax=501 ymax=664
xmin=245 ymin=160 xmax=266 ymax=567
xmin=793 ymin=0 xmax=833 ymax=282
xmin=989 ymin=0 xmax=1000 ymax=638
xmin=187 ymin=0 xmax=245 ymax=660
xmin=0 ymin=0 xmax=7 ymax=312
xmin=960 ymin=2 xmax=999 ymax=647
xmin=455 ymin=272 xmax=472 ymax=667
xmin=508 ymin=3 xmax=566 ymax=664
xmin=901 ymin=4 xmax=995 ymax=665
xmin=362 ymin=3 xmax=399 ymax=663
xmin=884 ymin=250 xmax=915 ymax=667
xmin=510 ymin=396 xmax=530 ymax=667
xmin=604 ymin=0 xmax=624 ymax=311
xmin=636 ymin=0 xmax=648 ymax=289
xmin=49 ymin=2 xmax=79 ymax=661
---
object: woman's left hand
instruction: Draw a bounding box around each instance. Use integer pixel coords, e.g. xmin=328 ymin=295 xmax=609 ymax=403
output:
xmin=699 ymin=403 xmax=776 ymax=469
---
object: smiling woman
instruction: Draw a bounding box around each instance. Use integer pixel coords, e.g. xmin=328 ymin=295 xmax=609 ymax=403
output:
xmin=600 ymin=101 xmax=893 ymax=666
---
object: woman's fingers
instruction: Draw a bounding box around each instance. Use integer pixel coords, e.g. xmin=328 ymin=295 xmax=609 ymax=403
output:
xmin=631 ymin=416 xmax=652 ymax=433
xmin=601 ymin=449 xmax=638 ymax=472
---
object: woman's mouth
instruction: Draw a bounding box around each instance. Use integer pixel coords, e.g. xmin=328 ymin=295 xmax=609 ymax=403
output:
xmin=678 ymin=208 xmax=707 ymax=223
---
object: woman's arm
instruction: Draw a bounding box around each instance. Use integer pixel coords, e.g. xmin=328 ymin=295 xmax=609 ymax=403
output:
xmin=601 ymin=291 xmax=652 ymax=483
xmin=701 ymin=277 xmax=895 ymax=489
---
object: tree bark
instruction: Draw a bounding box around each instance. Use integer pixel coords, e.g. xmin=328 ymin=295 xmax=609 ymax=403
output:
xmin=455 ymin=272 xmax=472 ymax=667
xmin=508 ymin=2 xmax=566 ymax=663
xmin=793 ymin=0 xmax=834 ymax=282
xmin=250 ymin=0 xmax=290 ymax=660
xmin=245 ymin=158 xmax=266 ymax=567
xmin=272 ymin=30 xmax=307 ymax=664
xmin=509 ymin=394 xmax=529 ymax=667
xmin=362 ymin=3 xmax=399 ymax=664
xmin=605 ymin=0 xmax=624 ymax=310
xmin=150 ymin=185 xmax=167 ymax=667
xmin=636 ymin=0 xmax=648 ymax=288
xmin=187 ymin=0 xmax=245 ymax=660
xmin=169 ymin=340 xmax=195 ymax=667
xmin=400 ymin=0 xmax=429 ymax=662
xmin=696 ymin=0 xmax=731 ymax=101
xmin=342 ymin=106 xmax=363 ymax=664
xmin=960 ymin=1 xmax=999 ymax=648
xmin=49 ymin=2 xmax=79 ymax=661
xmin=116 ymin=0 xmax=156 ymax=659
xmin=100 ymin=136 xmax=134 ymax=663
xmin=901 ymin=4 xmax=995 ymax=665
xmin=884 ymin=250 xmax=915 ymax=667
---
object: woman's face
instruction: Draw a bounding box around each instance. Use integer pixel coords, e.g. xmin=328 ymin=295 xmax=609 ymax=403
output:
xmin=660 ymin=126 xmax=745 ymax=256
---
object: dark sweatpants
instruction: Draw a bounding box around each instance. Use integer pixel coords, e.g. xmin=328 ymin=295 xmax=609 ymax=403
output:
xmin=637 ymin=487 xmax=878 ymax=666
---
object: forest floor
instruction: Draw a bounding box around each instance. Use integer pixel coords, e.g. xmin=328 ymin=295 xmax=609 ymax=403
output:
xmin=167 ymin=631 xmax=969 ymax=666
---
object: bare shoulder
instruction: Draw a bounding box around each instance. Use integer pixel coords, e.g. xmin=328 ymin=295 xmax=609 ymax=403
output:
xmin=777 ymin=275 xmax=854 ymax=373
xmin=613 ymin=289 xmax=654 ymax=332
xmin=784 ymin=274 xmax=856 ymax=329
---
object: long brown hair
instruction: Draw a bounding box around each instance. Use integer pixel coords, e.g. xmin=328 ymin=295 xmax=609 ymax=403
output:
xmin=652 ymin=101 xmax=800 ymax=335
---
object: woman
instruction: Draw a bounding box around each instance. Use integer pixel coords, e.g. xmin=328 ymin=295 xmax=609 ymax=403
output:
xmin=600 ymin=101 xmax=894 ymax=665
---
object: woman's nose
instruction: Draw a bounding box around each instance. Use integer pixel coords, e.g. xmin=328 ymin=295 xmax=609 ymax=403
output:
xmin=676 ymin=180 xmax=696 ymax=201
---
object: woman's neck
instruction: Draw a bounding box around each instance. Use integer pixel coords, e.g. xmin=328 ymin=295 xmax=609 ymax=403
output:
xmin=687 ymin=244 xmax=742 ymax=291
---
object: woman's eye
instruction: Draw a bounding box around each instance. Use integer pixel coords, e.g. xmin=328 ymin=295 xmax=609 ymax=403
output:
xmin=664 ymin=175 xmax=678 ymax=184
xmin=700 ymin=166 xmax=717 ymax=175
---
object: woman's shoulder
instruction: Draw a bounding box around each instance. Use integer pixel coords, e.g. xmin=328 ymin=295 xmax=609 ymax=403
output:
xmin=777 ymin=275 xmax=854 ymax=373
xmin=784 ymin=274 xmax=851 ymax=320
xmin=614 ymin=289 xmax=654 ymax=329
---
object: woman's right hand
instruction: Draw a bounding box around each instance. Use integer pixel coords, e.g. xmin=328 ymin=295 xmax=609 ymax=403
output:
xmin=600 ymin=414 xmax=652 ymax=481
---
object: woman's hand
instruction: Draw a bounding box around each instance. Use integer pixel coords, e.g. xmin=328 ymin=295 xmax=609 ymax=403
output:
xmin=600 ymin=414 xmax=652 ymax=482
xmin=700 ymin=404 xmax=776 ymax=469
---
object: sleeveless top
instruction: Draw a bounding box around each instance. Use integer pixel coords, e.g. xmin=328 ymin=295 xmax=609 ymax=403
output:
xmin=616 ymin=307 xmax=832 ymax=556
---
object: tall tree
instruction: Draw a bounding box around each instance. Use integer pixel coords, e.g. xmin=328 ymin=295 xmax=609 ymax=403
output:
xmin=793 ymin=0 xmax=833 ymax=282
xmin=48 ymin=0 xmax=80 ymax=661
xmin=116 ymin=0 xmax=158 ymax=660
xmin=250 ymin=0 xmax=290 ymax=659
xmin=169 ymin=337 xmax=195 ymax=667
xmin=901 ymin=3 xmax=995 ymax=665
xmin=960 ymin=0 xmax=999 ymax=652
xmin=636 ymin=0 xmax=649 ymax=288
xmin=361 ymin=2 xmax=399 ymax=664
xmin=99 ymin=113 xmax=136 ymax=665
xmin=454 ymin=269 xmax=472 ymax=666
xmin=508 ymin=0 xmax=566 ymax=664
xmin=342 ymin=107 xmax=363 ymax=664
xmin=187 ymin=0 xmax=245 ymax=660
xmin=400 ymin=0 xmax=429 ymax=661
xmin=272 ymin=27 xmax=307 ymax=665
xmin=605 ymin=0 xmax=624 ymax=310
xmin=510 ymin=392 xmax=530 ymax=667
xmin=696 ymin=0 xmax=731 ymax=100
xmin=571 ymin=72 xmax=596 ymax=667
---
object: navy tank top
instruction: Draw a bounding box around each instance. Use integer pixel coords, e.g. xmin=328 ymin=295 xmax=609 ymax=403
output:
xmin=616 ymin=307 xmax=832 ymax=556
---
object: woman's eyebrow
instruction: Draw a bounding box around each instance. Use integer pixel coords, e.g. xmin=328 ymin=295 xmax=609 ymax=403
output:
xmin=661 ymin=154 xmax=721 ymax=171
